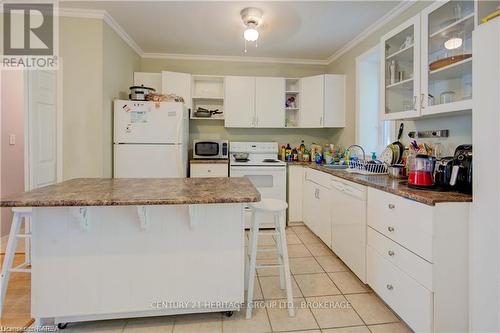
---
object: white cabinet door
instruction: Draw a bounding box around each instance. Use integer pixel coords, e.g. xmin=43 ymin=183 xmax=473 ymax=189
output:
xmin=134 ymin=72 xmax=162 ymax=93
xmin=300 ymin=75 xmax=324 ymax=128
xmin=303 ymin=178 xmax=331 ymax=247
xmin=255 ymin=77 xmax=285 ymax=127
xmin=288 ymin=166 xmax=304 ymax=222
xmin=224 ymin=76 xmax=256 ymax=128
xmin=323 ymin=74 xmax=346 ymax=127
xmin=162 ymin=71 xmax=192 ymax=108
xmin=190 ymin=163 xmax=228 ymax=178
xmin=302 ymin=179 xmax=317 ymax=231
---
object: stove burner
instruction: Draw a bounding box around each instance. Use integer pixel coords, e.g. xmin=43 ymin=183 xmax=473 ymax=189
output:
xmin=263 ymin=159 xmax=280 ymax=163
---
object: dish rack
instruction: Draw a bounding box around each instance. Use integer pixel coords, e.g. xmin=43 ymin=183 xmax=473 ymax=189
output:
xmin=345 ymin=144 xmax=388 ymax=175
xmin=347 ymin=160 xmax=388 ymax=175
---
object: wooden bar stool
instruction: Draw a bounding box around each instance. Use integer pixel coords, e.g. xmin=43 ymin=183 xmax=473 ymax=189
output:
xmin=0 ymin=207 xmax=32 ymax=315
xmin=245 ymin=199 xmax=295 ymax=319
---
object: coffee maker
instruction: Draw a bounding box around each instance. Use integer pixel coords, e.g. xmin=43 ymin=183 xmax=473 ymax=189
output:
xmin=450 ymin=145 xmax=472 ymax=194
xmin=433 ymin=156 xmax=455 ymax=190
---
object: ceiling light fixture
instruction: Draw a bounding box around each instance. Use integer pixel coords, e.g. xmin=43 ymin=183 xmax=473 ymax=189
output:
xmin=444 ymin=37 xmax=463 ymax=50
xmin=241 ymin=7 xmax=263 ymax=53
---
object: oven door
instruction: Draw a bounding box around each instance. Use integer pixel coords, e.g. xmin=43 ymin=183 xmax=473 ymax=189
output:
xmin=230 ymin=166 xmax=286 ymax=228
xmin=194 ymin=141 xmax=220 ymax=158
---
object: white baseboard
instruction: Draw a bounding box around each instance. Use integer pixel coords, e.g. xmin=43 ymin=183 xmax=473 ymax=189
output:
xmin=1 ymin=234 xmax=26 ymax=254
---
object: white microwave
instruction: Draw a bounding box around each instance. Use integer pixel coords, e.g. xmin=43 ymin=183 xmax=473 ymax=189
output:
xmin=193 ymin=140 xmax=229 ymax=159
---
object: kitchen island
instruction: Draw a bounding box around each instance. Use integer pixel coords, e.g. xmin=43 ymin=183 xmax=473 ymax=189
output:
xmin=0 ymin=178 xmax=260 ymax=326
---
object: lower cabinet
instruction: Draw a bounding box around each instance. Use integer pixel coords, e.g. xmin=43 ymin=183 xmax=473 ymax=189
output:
xmin=190 ymin=163 xmax=228 ymax=178
xmin=288 ymin=165 xmax=304 ymax=222
xmin=303 ymin=169 xmax=332 ymax=247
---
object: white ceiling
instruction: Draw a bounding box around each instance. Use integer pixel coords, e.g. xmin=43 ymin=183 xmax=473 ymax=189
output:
xmin=60 ymin=1 xmax=404 ymax=61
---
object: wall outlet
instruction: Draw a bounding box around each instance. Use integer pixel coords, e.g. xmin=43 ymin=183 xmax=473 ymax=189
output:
xmin=9 ymin=134 xmax=15 ymax=145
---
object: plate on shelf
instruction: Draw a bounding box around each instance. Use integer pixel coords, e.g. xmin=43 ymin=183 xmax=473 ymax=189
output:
xmin=429 ymin=54 xmax=472 ymax=71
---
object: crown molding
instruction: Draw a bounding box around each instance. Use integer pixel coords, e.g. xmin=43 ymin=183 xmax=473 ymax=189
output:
xmin=326 ymin=0 xmax=416 ymax=64
xmin=58 ymin=8 xmax=144 ymax=56
xmin=142 ymin=52 xmax=329 ymax=65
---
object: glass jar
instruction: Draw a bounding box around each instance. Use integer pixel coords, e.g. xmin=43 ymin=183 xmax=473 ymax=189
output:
xmin=408 ymin=154 xmax=436 ymax=187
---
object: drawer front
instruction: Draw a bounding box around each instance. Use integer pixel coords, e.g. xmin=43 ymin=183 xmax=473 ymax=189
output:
xmin=367 ymin=245 xmax=433 ymax=333
xmin=190 ymin=164 xmax=228 ymax=178
xmin=305 ymin=168 xmax=331 ymax=187
xmin=367 ymin=188 xmax=434 ymax=262
xmin=367 ymin=227 xmax=433 ymax=290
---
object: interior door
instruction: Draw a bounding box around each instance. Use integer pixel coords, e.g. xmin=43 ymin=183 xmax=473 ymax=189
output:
xmin=255 ymin=77 xmax=285 ymax=127
xmin=29 ymin=70 xmax=58 ymax=189
xmin=162 ymin=71 xmax=192 ymax=108
xmin=300 ymin=75 xmax=324 ymax=128
xmin=224 ymin=76 xmax=256 ymax=128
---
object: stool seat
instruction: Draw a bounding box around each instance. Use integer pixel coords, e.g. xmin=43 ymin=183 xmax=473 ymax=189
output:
xmin=249 ymin=198 xmax=288 ymax=212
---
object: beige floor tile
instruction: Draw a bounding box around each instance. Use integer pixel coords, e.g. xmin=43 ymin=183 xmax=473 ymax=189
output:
xmin=294 ymin=273 xmax=341 ymax=297
xmin=257 ymin=234 xmax=276 ymax=246
xmin=328 ymin=271 xmax=370 ymax=294
xmin=222 ymin=307 xmax=271 ymax=333
xmin=345 ymin=293 xmax=398 ymax=325
xmin=296 ymin=232 xmax=323 ymax=245
xmin=266 ymin=298 xmax=319 ymax=332
xmin=315 ymin=256 xmax=348 ymax=273
xmin=245 ymin=277 xmax=264 ymax=301
xmin=287 ymin=244 xmax=312 ymax=258
xmin=283 ymin=233 xmax=302 ymax=245
xmin=257 ymin=247 xmax=280 ymax=260
xmin=368 ymin=322 xmax=413 ymax=333
xmin=256 ymin=259 xmax=281 ymax=277
xmin=259 ymin=275 xmax=302 ymax=299
xmin=306 ymin=295 xmax=364 ymax=329
xmin=323 ymin=326 xmax=371 ymax=333
xmin=291 ymin=226 xmax=313 ymax=235
xmin=123 ymin=316 xmax=174 ymax=333
xmin=290 ymin=257 xmax=324 ymax=274
xmin=65 ymin=319 xmax=127 ymax=333
xmin=305 ymin=242 xmax=334 ymax=256
xmin=172 ymin=313 xmax=222 ymax=333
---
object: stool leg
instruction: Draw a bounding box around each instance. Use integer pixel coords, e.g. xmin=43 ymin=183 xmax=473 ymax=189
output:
xmin=246 ymin=211 xmax=259 ymax=319
xmin=273 ymin=212 xmax=285 ymax=289
xmin=0 ymin=212 xmax=22 ymax=314
xmin=277 ymin=211 xmax=295 ymax=317
xmin=24 ymin=216 xmax=31 ymax=266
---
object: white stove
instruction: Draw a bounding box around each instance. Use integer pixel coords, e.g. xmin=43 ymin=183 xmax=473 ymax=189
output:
xmin=229 ymin=142 xmax=287 ymax=229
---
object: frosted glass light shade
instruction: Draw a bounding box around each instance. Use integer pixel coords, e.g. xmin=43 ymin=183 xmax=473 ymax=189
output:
xmin=444 ymin=37 xmax=463 ymax=50
xmin=244 ymin=28 xmax=259 ymax=42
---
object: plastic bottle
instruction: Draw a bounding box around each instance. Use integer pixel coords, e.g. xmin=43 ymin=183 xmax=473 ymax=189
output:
xmin=300 ymin=140 xmax=306 ymax=153
xmin=292 ymin=148 xmax=298 ymax=161
xmin=280 ymin=145 xmax=286 ymax=161
xmin=285 ymin=144 xmax=292 ymax=161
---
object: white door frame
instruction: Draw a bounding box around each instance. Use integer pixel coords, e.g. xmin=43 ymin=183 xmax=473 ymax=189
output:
xmin=23 ymin=61 xmax=64 ymax=191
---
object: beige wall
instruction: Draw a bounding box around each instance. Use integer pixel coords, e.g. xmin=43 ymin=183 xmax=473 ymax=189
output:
xmin=141 ymin=57 xmax=338 ymax=148
xmin=327 ymin=1 xmax=472 ymax=149
xmin=60 ymin=17 xmax=139 ymax=179
xmin=102 ymin=24 xmax=140 ymax=177
xmin=0 ymin=71 xmax=25 ymax=237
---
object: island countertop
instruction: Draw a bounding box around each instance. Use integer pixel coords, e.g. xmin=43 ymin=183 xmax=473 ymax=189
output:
xmin=0 ymin=177 xmax=261 ymax=207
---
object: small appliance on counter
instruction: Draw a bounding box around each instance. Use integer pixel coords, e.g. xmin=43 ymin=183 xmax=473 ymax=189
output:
xmin=407 ymin=154 xmax=436 ymax=188
xmin=433 ymin=157 xmax=455 ymax=190
xmin=450 ymin=144 xmax=472 ymax=194
xmin=129 ymin=85 xmax=155 ymax=101
xmin=193 ymin=140 xmax=229 ymax=159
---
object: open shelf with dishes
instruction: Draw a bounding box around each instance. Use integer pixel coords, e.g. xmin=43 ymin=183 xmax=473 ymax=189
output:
xmin=191 ymin=75 xmax=225 ymax=120
xmin=285 ymin=78 xmax=300 ymax=127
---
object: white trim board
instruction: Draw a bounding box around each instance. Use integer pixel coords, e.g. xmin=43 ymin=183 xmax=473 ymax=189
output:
xmin=58 ymin=0 xmax=415 ymax=65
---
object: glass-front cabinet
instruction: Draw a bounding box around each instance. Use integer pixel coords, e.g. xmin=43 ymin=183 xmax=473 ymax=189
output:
xmin=380 ymin=0 xmax=476 ymax=120
xmin=421 ymin=0 xmax=474 ymax=115
xmin=381 ymin=15 xmax=421 ymax=120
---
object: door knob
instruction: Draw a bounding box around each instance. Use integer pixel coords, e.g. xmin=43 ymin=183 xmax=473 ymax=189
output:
xmin=388 ymin=250 xmax=395 ymax=256
xmin=386 ymin=284 xmax=394 ymax=290
xmin=387 ymin=226 xmax=395 ymax=232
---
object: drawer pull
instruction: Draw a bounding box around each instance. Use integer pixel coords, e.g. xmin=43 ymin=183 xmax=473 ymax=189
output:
xmin=387 ymin=226 xmax=395 ymax=232
xmin=388 ymin=250 xmax=395 ymax=256
xmin=388 ymin=204 xmax=395 ymax=209
xmin=386 ymin=284 xmax=394 ymax=290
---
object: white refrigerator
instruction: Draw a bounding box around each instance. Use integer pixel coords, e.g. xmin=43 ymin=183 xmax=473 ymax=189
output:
xmin=113 ymin=100 xmax=188 ymax=178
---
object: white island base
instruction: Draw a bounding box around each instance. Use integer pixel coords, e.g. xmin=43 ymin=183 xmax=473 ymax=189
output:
xmin=30 ymin=204 xmax=245 ymax=325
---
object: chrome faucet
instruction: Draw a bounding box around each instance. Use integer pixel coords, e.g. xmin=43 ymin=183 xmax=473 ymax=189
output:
xmin=346 ymin=144 xmax=366 ymax=162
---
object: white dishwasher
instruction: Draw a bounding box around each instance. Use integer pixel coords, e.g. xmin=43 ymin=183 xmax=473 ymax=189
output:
xmin=331 ymin=177 xmax=367 ymax=283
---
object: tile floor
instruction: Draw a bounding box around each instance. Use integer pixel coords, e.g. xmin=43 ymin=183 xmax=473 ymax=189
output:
xmin=1 ymin=224 xmax=413 ymax=333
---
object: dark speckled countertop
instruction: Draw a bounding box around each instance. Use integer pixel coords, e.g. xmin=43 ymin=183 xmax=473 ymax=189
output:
xmin=288 ymin=162 xmax=472 ymax=206
xmin=0 ymin=178 xmax=260 ymax=207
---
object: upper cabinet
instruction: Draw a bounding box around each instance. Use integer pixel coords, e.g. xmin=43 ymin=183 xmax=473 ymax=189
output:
xmin=421 ymin=0 xmax=474 ymax=116
xmin=224 ymin=76 xmax=256 ymax=128
xmin=162 ymin=71 xmax=192 ymax=108
xmin=300 ymin=74 xmax=346 ymax=128
xmin=381 ymin=0 xmax=475 ymax=120
xmin=191 ymin=75 xmax=225 ymax=120
xmin=255 ymin=77 xmax=285 ymax=128
xmin=381 ymin=15 xmax=421 ymax=120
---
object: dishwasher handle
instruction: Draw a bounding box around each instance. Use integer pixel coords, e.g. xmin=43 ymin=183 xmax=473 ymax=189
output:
xmin=331 ymin=180 xmax=345 ymax=192
xmin=331 ymin=180 xmax=366 ymax=201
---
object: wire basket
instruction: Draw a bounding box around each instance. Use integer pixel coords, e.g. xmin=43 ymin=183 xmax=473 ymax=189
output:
xmin=347 ymin=160 xmax=388 ymax=175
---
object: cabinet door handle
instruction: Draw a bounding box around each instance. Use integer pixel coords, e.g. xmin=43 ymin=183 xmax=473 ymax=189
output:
xmin=386 ymin=284 xmax=394 ymax=290
xmin=413 ymin=95 xmax=417 ymax=110
xmin=320 ymin=116 xmax=323 ymax=126
xmin=388 ymin=250 xmax=395 ymax=256
xmin=388 ymin=204 xmax=395 ymax=209
xmin=420 ymin=93 xmax=426 ymax=109
xmin=387 ymin=226 xmax=395 ymax=232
